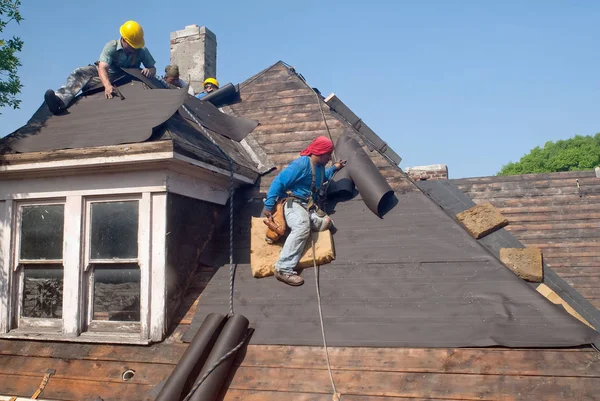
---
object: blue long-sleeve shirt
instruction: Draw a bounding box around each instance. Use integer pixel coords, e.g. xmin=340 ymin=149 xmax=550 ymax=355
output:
xmin=264 ymin=156 xmax=337 ymax=211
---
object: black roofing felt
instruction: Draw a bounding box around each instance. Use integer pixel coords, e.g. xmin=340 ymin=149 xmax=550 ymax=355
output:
xmin=5 ymin=81 xmax=187 ymax=153
xmin=185 ymin=190 xmax=600 ymax=347
xmin=181 ymin=96 xmax=258 ymax=142
xmin=418 ymin=179 xmax=600 ymax=335
xmin=164 ymin=112 xmax=258 ymax=177
xmin=2 ymin=69 xmax=259 ymax=160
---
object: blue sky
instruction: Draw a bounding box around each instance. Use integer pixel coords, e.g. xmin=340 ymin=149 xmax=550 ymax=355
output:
xmin=1 ymin=0 xmax=599 ymax=178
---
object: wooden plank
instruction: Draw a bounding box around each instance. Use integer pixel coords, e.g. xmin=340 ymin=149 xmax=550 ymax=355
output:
xmin=540 ymin=250 xmax=600 ymax=258
xmin=246 ymin=111 xmax=327 ymax=126
xmin=226 ymin=366 xmax=599 ymax=400
xmin=550 ymin=266 xmax=600 ymax=276
xmin=0 ymin=354 xmax=173 ymax=385
xmin=253 ymin=119 xmax=341 ymax=135
xmin=509 ymin=228 xmax=600 ymax=240
xmin=342 ymin=397 xmax=475 ymax=401
xmin=508 ymin=222 xmax=599 ymax=231
xmin=234 ymin=95 xmax=317 ymax=112
xmin=522 ymin=241 xmax=600 ymax=248
xmin=0 ymin=340 xmax=187 ymax=364
xmin=500 ymin=204 xmax=600 ymax=214
xmin=466 ymin=187 xmax=600 ymax=199
xmin=543 ymin=256 xmax=600 ymax=267
xmin=253 ymin=130 xmax=345 ymax=145
xmin=0 ymin=141 xmax=173 ymax=165
xmin=456 ymin=176 xmax=600 ymax=192
xmin=235 ymin=346 xmax=600 ymax=377
xmin=222 ymin=389 xmax=332 ymax=401
xmin=483 ymin=196 xmax=600 ymax=209
xmin=501 ymin=212 xmax=600 ymax=222
xmin=242 ymin=88 xmax=314 ymax=102
xmin=239 ymin=79 xmax=307 ymax=95
xmin=237 ymin=103 xmax=322 ymax=119
xmin=0 ymin=373 xmax=152 ymax=401
xmin=451 ymin=170 xmax=596 ymax=184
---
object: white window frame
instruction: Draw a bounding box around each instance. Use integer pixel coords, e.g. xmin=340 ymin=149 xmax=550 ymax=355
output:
xmin=12 ymin=199 xmax=66 ymax=331
xmin=3 ymin=192 xmax=153 ymax=343
xmin=81 ymin=194 xmax=151 ymax=338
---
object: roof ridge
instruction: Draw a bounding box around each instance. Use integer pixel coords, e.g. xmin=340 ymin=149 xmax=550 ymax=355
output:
xmin=238 ymin=60 xmax=290 ymax=89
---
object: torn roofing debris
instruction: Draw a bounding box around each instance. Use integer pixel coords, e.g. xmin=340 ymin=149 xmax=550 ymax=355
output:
xmin=6 ymin=81 xmax=188 ymax=153
xmin=0 ymin=68 xmax=263 ymax=177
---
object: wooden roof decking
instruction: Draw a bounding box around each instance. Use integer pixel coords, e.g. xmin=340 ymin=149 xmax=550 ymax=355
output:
xmin=227 ymin=61 xmax=416 ymax=195
xmin=450 ymin=170 xmax=600 ymax=309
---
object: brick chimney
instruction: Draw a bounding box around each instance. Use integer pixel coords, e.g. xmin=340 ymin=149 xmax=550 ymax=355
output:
xmin=405 ymin=164 xmax=449 ymax=181
xmin=170 ymin=25 xmax=217 ymax=95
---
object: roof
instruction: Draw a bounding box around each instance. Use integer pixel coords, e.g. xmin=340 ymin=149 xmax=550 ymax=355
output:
xmin=449 ymin=170 xmax=600 ymax=309
xmin=187 ymin=190 xmax=599 ymax=347
xmin=0 ymin=69 xmax=262 ymax=181
xmin=2 ymin=62 xmax=600 ymax=401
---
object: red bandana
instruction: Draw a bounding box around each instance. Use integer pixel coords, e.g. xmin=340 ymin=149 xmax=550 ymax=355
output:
xmin=300 ymin=136 xmax=334 ymax=156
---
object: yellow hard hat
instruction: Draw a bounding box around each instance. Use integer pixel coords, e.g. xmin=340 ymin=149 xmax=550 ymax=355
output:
xmin=203 ymin=77 xmax=219 ymax=88
xmin=120 ymin=20 xmax=145 ymax=49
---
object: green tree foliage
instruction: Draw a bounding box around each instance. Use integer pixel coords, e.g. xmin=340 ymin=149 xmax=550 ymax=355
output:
xmin=498 ymin=133 xmax=600 ymax=176
xmin=0 ymin=0 xmax=23 ymax=112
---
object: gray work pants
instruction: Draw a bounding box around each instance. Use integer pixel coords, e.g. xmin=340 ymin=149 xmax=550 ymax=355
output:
xmin=55 ymin=65 xmax=122 ymax=106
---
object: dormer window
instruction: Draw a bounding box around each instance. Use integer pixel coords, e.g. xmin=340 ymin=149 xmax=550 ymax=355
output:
xmin=14 ymin=203 xmax=65 ymax=329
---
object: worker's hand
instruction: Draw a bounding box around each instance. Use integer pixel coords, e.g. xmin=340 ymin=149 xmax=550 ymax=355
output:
xmin=141 ymin=67 xmax=156 ymax=78
xmin=104 ymin=86 xmax=115 ymax=99
xmin=263 ymin=209 xmax=273 ymax=219
xmin=333 ymin=160 xmax=347 ymax=170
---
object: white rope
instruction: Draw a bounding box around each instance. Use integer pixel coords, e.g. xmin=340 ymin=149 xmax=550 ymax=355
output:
xmin=312 ymin=237 xmax=341 ymax=401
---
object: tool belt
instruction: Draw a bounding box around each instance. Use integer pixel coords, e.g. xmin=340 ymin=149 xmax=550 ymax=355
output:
xmin=264 ymin=159 xmax=327 ymax=243
xmin=263 ymin=199 xmax=286 ymax=244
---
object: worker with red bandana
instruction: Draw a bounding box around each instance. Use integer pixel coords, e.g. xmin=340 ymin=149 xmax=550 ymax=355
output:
xmin=263 ymin=136 xmax=346 ymax=286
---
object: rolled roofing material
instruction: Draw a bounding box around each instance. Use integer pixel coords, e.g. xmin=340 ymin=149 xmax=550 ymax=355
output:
xmin=331 ymin=134 xmax=395 ymax=217
xmin=201 ymin=83 xmax=239 ymax=108
xmin=155 ymin=313 xmax=226 ymax=401
xmin=189 ymin=314 xmax=249 ymax=401
xmin=326 ymin=165 xmax=354 ymax=198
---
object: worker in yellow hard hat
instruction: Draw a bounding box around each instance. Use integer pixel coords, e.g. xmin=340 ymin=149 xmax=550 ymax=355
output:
xmin=44 ymin=20 xmax=157 ymax=114
xmin=196 ymin=77 xmax=219 ymax=99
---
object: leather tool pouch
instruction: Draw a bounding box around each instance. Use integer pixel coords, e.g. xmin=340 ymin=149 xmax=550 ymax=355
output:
xmin=263 ymin=199 xmax=287 ymax=244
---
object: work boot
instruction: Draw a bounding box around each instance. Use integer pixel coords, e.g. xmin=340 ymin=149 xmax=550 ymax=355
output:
xmin=274 ymin=270 xmax=304 ymax=286
xmin=44 ymin=89 xmax=66 ymax=114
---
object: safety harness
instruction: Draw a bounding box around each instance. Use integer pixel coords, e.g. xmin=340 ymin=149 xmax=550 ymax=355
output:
xmin=285 ymin=158 xmax=326 ymax=215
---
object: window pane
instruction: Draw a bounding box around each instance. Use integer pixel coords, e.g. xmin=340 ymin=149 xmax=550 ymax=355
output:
xmin=22 ymin=265 xmax=63 ymax=318
xmin=93 ymin=264 xmax=140 ymax=322
xmin=20 ymin=205 xmax=64 ymax=260
xmin=90 ymin=201 xmax=138 ymax=259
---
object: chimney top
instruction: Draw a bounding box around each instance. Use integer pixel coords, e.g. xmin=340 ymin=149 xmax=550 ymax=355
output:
xmin=170 ymin=25 xmax=216 ymax=41
xmin=170 ymin=25 xmax=217 ymax=95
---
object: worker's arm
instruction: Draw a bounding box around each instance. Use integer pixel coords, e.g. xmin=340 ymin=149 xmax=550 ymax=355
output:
xmin=141 ymin=66 xmax=156 ymax=78
xmin=141 ymin=48 xmax=156 ymax=78
xmin=98 ymin=41 xmax=118 ymax=99
xmin=263 ymin=158 xmax=306 ymax=213
xmin=97 ymin=61 xmax=115 ymax=99
xmin=325 ymin=160 xmax=346 ymax=180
